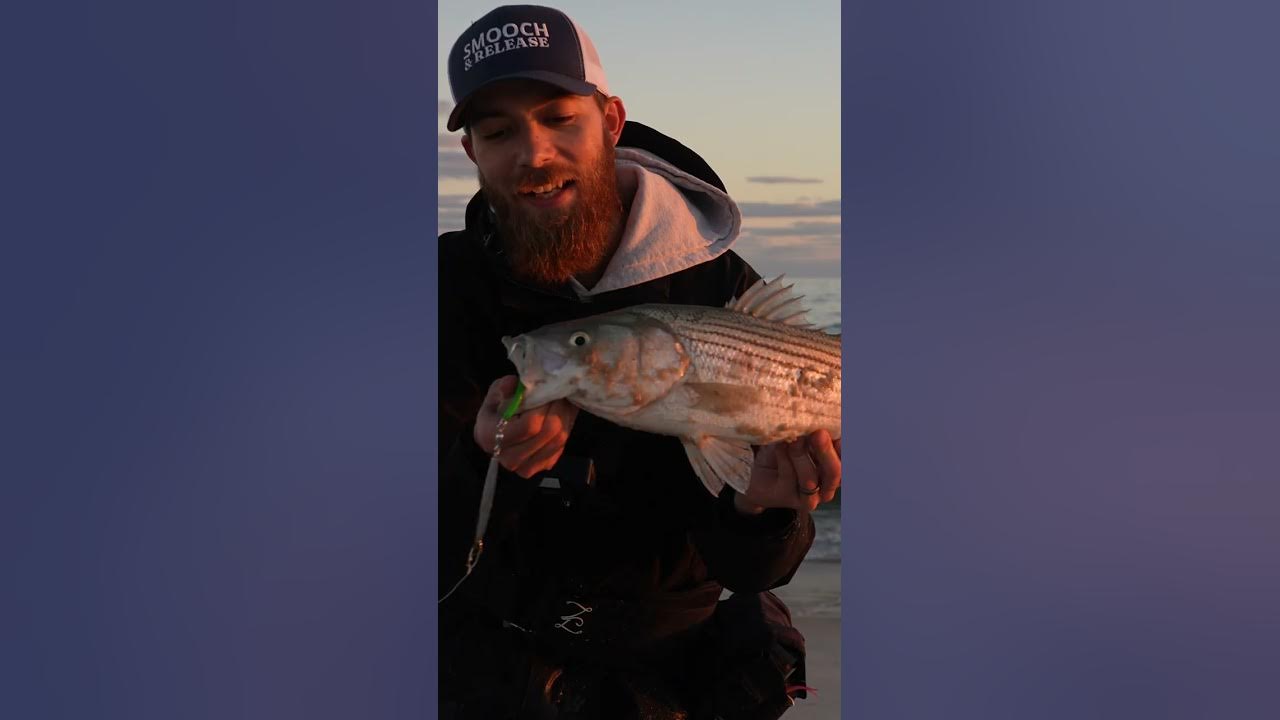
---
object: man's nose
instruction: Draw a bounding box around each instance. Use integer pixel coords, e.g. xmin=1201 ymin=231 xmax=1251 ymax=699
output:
xmin=515 ymin=126 xmax=555 ymax=168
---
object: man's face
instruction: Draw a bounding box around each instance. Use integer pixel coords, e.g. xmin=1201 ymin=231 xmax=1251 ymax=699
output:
xmin=461 ymin=80 xmax=625 ymax=285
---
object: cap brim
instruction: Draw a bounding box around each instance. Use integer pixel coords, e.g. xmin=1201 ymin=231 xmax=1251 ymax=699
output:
xmin=446 ymin=71 xmax=599 ymax=132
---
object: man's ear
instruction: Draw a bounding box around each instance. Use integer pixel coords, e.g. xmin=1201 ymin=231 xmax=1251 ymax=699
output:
xmin=603 ymin=97 xmax=627 ymax=147
xmin=461 ymin=133 xmax=476 ymax=163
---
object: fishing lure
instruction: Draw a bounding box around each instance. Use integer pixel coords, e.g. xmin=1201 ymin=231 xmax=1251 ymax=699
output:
xmin=439 ymin=381 xmax=524 ymax=604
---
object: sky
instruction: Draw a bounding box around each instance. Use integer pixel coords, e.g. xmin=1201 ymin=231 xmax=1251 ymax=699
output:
xmin=437 ymin=0 xmax=841 ymax=277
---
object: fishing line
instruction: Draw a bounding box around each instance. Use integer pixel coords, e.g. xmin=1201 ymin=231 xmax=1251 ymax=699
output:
xmin=439 ymin=381 xmax=525 ymax=605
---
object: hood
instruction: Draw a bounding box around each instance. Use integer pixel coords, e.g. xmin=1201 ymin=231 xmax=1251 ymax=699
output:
xmin=570 ymin=144 xmax=741 ymax=297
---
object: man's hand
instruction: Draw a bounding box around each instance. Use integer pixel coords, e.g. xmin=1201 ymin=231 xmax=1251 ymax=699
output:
xmin=735 ymin=430 xmax=841 ymax=514
xmin=474 ymin=375 xmax=579 ymax=479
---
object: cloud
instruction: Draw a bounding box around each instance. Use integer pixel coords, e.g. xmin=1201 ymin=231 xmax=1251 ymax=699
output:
xmin=737 ymin=200 xmax=840 ymax=218
xmin=732 ymin=238 xmax=842 ymax=278
xmin=746 ymin=176 xmax=823 ymax=184
xmin=439 ymin=151 xmax=475 ymax=179
xmin=733 ymin=219 xmax=842 ymax=276
xmin=744 ymin=221 xmax=841 ymax=237
xmin=439 ymin=132 xmax=463 ymax=149
xmin=439 ymin=99 xmax=452 ymax=116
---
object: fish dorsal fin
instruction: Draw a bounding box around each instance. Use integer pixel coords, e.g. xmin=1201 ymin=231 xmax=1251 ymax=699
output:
xmin=727 ymin=275 xmax=814 ymax=327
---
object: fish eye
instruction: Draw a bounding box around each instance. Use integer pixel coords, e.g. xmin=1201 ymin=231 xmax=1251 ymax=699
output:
xmin=568 ymin=331 xmax=590 ymax=347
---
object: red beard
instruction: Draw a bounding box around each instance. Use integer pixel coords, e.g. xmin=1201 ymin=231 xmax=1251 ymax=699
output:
xmin=479 ymin=141 xmax=622 ymax=287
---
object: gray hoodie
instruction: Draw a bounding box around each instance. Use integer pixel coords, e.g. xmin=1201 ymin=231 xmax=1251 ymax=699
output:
xmin=569 ymin=146 xmax=743 ymax=297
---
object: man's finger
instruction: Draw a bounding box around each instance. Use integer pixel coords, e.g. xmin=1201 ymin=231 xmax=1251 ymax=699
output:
xmin=808 ymin=431 xmax=842 ymax=503
xmin=484 ymin=375 xmax=519 ymax=412
xmin=501 ymin=403 xmax=576 ymax=476
xmin=497 ymin=405 xmax=551 ymax=445
xmin=754 ymin=444 xmax=779 ymax=474
xmin=789 ymin=440 xmax=820 ymax=497
xmin=503 ymin=435 xmax=551 ymax=477
xmin=498 ymin=430 xmax=552 ymax=473
xmin=773 ymin=442 xmax=802 ymax=510
xmin=503 ymin=397 xmax=577 ymax=445
xmin=514 ymin=430 xmax=571 ymax=478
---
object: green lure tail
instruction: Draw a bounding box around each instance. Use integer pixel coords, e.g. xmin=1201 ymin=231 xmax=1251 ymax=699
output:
xmin=501 ymin=381 xmax=525 ymax=420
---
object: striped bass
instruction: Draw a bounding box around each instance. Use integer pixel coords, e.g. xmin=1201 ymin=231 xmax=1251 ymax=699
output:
xmin=501 ymin=276 xmax=841 ymax=496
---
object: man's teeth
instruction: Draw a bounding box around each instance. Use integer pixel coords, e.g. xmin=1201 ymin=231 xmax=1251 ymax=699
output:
xmin=524 ymin=181 xmax=569 ymax=196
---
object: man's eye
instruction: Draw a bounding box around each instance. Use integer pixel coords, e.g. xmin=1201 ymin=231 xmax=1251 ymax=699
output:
xmin=548 ymin=115 xmax=575 ymax=125
xmin=479 ymin=128 xmax=506 ymax=140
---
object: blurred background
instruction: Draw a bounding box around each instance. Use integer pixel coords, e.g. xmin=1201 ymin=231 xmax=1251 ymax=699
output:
xmin=845 ymin=1 xmax=1280 ymax=718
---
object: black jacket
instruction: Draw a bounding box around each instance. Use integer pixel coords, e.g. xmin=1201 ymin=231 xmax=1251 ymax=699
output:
xmin=437 ymin=122 xmax=814 ymax=715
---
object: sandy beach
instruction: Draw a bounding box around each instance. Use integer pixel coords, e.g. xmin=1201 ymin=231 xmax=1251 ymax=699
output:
xmin=771 ymin=558 xmax=841 ymax=720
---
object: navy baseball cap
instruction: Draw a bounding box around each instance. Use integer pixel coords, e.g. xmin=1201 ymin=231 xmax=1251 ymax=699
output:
xmin=446 ymin=5 xmax=610 ymax=132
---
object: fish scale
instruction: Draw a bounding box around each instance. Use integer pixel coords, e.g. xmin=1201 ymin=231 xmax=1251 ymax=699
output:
xmin=655 ymin=313 xmax=839 ymax=395
xmin=501 ymin=276 xmax=841 ymax=496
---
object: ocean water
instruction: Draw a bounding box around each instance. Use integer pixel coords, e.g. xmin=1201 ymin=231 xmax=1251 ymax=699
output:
xmin=786 ymin=277 xmax=842 ymax=563
xmin=807 ymin=506 xmax=842 ymax=562
xmin=787 ymin=276 xmax=841 ymax=336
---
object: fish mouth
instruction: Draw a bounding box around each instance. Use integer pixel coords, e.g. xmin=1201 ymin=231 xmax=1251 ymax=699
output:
xmin=501 ymin=335 xmax=539 ymax=395
xmin=500 ymin=334 xmax=576 ymax=408
xmin=501 ymin=335 xmax=520 ymax=358
xmin=502 ymin=335 xmax=528 ymax=373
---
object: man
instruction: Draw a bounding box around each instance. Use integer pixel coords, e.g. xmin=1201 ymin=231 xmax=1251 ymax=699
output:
xmin=438 ymin=6 xmax=841 ymax=718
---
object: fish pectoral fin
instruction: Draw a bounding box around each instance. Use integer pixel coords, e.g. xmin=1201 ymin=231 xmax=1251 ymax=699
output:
xmin=681 ymin=435 xmax=754 ymax=497
xmin=680 ymin=438 xmax=724 ymax=497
